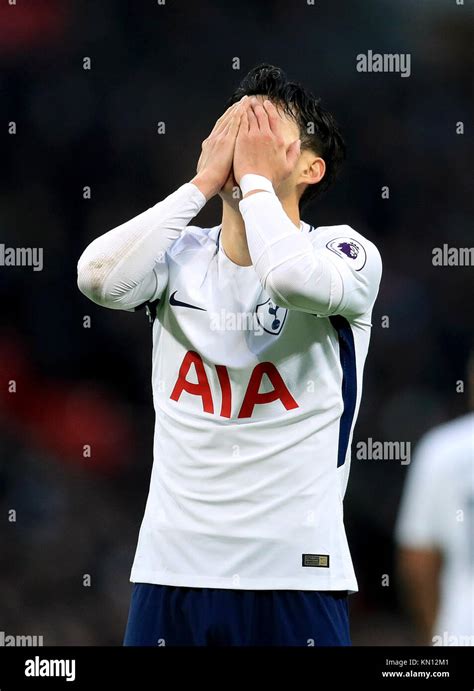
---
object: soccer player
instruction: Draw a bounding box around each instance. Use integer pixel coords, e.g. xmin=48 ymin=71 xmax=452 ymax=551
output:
xmin=396 ymin=355 xmax=474 ymax=646
xmin=77 ymin=64 xmax=382 ymax=646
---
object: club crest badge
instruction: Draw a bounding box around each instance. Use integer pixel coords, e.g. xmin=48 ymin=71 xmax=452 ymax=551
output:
xmin=255 ymin=298 xmax=288 ymax=335
xmin=326 ymin=237 xmax=367 ymax=271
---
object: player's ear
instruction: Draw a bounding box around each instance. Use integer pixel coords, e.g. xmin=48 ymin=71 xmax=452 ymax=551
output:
xmin=298 ymin=151 xmax=325 ymax=187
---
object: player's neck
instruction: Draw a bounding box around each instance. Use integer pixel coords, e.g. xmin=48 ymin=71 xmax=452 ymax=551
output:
xmin=220 ymin=196 xmax=301 ymax=268
xmin=220 ymin=202 xmax=252 ymax=266
xmin=280 ymin=195 xmax=301 ymax=228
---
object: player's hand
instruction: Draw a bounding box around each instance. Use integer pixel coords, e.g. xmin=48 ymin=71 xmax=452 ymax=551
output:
xmin=233 ymin=98 xmax=301 ymax=190
xmin=192 ymin=97 xmax=248 ymax=200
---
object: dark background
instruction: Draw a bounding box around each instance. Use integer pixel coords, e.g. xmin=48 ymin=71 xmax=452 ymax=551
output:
xmin=0 ymin=0 xmax=472 ymax=644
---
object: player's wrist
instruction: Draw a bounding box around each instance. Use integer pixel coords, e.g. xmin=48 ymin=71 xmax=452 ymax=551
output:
xmin=191 ymin=171 xmax=222 ymax=201
xmin=239 ymin=173 xmax=275 ymax=197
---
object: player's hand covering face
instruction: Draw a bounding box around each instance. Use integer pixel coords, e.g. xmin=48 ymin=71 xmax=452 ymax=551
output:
xmin=194 ymin=97 xmax=248 ymax=200
xmin=233 ymin=97 xmax=301 ymax=190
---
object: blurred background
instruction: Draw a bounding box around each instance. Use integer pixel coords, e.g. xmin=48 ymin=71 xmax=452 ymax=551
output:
xmin=0 ymin=0 xmax=472 ymax=644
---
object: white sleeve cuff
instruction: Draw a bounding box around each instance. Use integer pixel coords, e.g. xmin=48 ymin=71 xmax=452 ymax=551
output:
xmin=185 ymin=181 xmax=208 ymax=210
xmin=239 ymin=174 xmax=275 ymax=197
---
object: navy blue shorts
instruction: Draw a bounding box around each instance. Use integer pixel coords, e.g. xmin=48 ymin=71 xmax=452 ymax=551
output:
xmin=123 ymin=583 xmax=351 ymax=646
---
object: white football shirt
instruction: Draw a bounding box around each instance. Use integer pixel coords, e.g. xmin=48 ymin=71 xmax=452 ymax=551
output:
xmin=77 ymin=182 xmax=382 ymax=592
xmin=127 ymin=197 xmax=381 ymax=591
xmin=396 ymin=413 xmax=474 ymax=642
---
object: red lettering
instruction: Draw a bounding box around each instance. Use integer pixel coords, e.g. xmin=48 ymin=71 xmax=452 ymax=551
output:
xmin=170 ymin=353 xmax=299 ymax=419
xmin=170 ymin=350 xmax=214 ymax=414
xmin=215 ymin=365 xmax=232 ymax=418
xmin=238 ymin=362 xmax=299 ymax=418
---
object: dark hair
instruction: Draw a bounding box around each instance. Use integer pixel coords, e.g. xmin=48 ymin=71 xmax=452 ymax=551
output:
xmin=227 ymin=64 xmax=346 ymax=207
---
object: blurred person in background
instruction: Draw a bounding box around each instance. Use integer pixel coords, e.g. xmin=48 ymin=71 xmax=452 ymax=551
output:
xmin=396 ymin=353 xmax=474 ymax=646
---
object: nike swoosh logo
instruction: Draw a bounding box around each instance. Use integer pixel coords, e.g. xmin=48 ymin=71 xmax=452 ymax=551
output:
xmin=169 ymin=290 xmax=206 ymax=311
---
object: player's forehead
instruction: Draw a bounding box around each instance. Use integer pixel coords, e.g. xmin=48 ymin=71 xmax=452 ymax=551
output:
xmin=252 ymin=94 xmax=300 ymax=138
